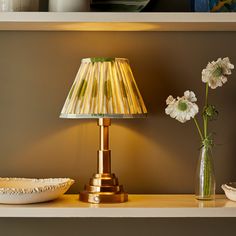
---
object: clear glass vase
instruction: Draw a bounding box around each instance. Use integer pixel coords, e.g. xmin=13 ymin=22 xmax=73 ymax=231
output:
xmin=195 ymin=145 xmax=216 ymax=200
xmin=0 ymin=0 xmax=12 ymax=11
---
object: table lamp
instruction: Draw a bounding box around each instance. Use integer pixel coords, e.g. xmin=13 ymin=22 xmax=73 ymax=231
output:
xmin=60 ymin=57 xmax=147 ymax=203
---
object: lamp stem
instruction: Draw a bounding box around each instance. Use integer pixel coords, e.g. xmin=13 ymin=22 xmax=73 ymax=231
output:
xmin=97 ymin=118 xmax=111 ymax=174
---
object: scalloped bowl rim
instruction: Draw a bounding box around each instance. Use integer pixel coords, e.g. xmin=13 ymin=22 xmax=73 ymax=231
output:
xmin=0 ymin=177 xmax=75 ymax=195
xmin=222 ymin=182 xmax=236 ymax=192
xmin=221 ymin=182 xmax=236 ymax=202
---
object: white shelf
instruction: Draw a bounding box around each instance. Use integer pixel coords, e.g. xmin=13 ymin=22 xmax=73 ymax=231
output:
xmin=0 ymin=12 xmax=236 ymax=31
xmin=0 ymin=194 xmax=236 ymax=218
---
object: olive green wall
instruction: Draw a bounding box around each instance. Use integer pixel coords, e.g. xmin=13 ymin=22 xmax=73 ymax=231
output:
xmin=0 ymin=31 xmax=235 ymax=194
xmin=0 ymin=31 xmax=235 ymax=236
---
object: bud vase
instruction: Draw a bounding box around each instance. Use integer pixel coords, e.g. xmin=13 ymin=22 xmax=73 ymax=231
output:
xmin=0 ymin=0 xmax=39 ymax=12
xmin=195 ymin=145 xmax=216 ymax=200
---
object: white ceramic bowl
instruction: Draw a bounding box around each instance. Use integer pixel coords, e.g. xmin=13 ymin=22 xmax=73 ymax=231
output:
xmin=0 ymin=178 xmax=74 ymax=204
xmin=222 ymin=182 xmax=236 ymax=201
xmin=49 ymin=0 xmax=89 ymax=12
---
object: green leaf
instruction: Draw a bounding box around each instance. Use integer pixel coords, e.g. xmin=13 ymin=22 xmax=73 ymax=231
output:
xmin=77 ymin=80 xmax=87 ymax=99
xmin=202 ymin=136 xmax=214 ymax=150
xmin=92 ymin=79 xmax=98 ymax=98
xmin=203 ymin=104 xmax=219 ymax=121
xmin=120 ymin=80 xmax=127 ymax=98
xmin=104 ymin=80 xmax=112 ymax=100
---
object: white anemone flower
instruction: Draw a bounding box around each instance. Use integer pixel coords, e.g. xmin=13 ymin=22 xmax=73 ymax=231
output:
xmin=202 ymin=57 xmax=234 ymax=89
xmin=165 ymin=90 xmax=199 ymax=123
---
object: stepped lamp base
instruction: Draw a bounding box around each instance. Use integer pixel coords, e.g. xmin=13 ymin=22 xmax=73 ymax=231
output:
xmin=79 ymin=173 xmax=128 ymax=204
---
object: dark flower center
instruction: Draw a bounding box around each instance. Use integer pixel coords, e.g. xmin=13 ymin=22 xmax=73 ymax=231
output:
xmin=178 ymin=101 xmax=188 ymax=111
xmin=213 ymin=66 xmax=223 ymax=77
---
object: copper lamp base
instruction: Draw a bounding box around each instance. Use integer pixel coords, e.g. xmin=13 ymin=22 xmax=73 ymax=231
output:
xmin=80 ymin=173 xmax=128 ymax=203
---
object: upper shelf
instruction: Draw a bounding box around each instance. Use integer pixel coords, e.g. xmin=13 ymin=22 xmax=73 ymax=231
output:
xmin=0 ymin=12 xmax=236 ymax=31
xmin=1 ymin=194 xmax=236 ymax=218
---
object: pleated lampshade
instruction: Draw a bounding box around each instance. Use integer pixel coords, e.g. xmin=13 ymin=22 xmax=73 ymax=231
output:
xmin=60 ymin=57 xmax=147 ymax=118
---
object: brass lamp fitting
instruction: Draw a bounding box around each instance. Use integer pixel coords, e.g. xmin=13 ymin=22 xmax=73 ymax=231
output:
xmin=79 ymin=118 xmax=128 ymax=203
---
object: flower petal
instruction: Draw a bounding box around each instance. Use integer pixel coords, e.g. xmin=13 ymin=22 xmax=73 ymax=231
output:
xmin=184 ymin=90 xmax=197 ymax=102
xmin=166 ymin=95 xmax=175 ymax=105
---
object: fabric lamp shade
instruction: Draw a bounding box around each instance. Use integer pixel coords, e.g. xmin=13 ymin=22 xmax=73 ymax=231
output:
xmin=60 ymin=58 xmax=147 ymax=118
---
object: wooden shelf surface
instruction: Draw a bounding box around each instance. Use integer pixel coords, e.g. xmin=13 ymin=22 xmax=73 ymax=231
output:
xmin=0 ymin=12 xmax=236 ymax=31
xmin=0 ymin=194 xmax=236 ymax=218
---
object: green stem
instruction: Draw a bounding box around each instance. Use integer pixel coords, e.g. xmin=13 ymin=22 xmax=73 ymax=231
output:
xmin=204 ymin=84 xmax=209 ymax=138
xmin=205 ymin=83 xmax=209 ymax=107
xmin=203 ymin=146 xmax=211 ymax=197
xmin=193 ymin=118 xmax=204 ymax=142
xmin=203 ymin=116 xmax=207 ymax=139
xmin=204 ymin=153 xmax=209 ymax=196
xmin=203 ymin=84 xmax=210 ymax=196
